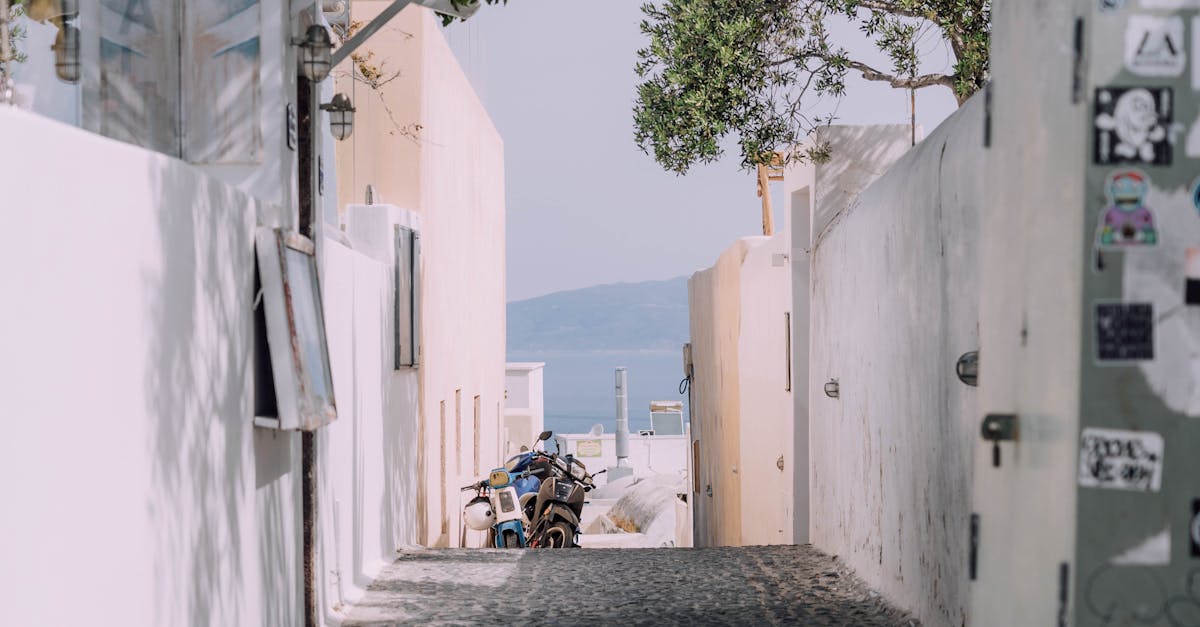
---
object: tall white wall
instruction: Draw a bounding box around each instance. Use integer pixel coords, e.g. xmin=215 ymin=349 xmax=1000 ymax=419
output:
xmin=0 ymin=107 xmax=302 ymax=626
xmin=314 ymin=203 xmax=421 ymax=623
xmin=332 ymin=5 xmax=507 ymax=548
xmin=688 ymin=232 xmax=793 ymax=547
xmin=801 ymin=101 xmax=984 ymax=626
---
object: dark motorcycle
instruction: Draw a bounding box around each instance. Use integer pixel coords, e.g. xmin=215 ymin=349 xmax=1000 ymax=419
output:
xmin=527 ymin=453 xmax=604 ymax=548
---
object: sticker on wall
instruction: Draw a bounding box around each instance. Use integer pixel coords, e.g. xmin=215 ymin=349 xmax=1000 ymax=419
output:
xmin=576 ymin=439 xmax=602 ymax=457
xmin=1078 ymin=427 xmax=1164 ymax=492
xmin=1097 ymin=170 xmax=1159 ymax=247
xmin=1095 ymin=301 xmax=1155 ymax=362
xmin=1110 ymin=527 xmax=1171 ymax=565
xmin=1192 ymin=500 xmax=1200 ymax=557
xmin=1094 ymin=87 xmax=1172 ymax=166
xmin=1125 ymin=15 xmax=1185 ymax=77
xmin=1187 ymin=249 xmax=1200 ymax=305
xmin=1100 ymin=0 xmax=1126 ymax=10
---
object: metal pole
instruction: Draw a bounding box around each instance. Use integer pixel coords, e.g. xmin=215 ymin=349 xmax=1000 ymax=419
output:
xmin=615 ymin=367 xmax=629 ymax=463
xmin=0 ymin=0 xmax=14 ymax=105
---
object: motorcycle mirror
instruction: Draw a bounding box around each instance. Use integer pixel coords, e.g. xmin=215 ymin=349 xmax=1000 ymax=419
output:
xmin=537 ymin=430 xmax=553 ymax=442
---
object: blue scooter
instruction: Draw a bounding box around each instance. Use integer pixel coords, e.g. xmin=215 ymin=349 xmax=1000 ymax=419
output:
xmin=462 ymin=431 xmax=554 ymax=548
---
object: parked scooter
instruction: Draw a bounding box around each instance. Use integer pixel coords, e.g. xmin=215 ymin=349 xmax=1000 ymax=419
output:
xmin=527 ymin=453 xmax=604 ymax=548
xmin=461 ymin=430 xmax=556 ymax=548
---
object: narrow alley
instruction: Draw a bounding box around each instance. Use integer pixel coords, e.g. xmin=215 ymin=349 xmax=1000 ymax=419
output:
xmin=342 ymin=546 xmax=917 ymax=626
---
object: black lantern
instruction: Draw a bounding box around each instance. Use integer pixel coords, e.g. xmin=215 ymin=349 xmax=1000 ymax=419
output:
xmin=293 ymin=25 xmax=333 ymax=82
xmin=320 ymin=93 xmax=356 ymax=141
xmin=51 ymin=24 xmax=80 ymax=84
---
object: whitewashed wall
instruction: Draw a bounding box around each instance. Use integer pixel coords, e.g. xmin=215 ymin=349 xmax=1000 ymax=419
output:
xmin=0 ymin=107 xmax=302 ymax=626
xmin=688 ymin=231 xmax=793 ymax=547
xmin=799 ymin=101 xmax=985 ymax=626
xmin=332 ymin=5 xmax=507 ymax=549
xmin=315 ymin=203 xmax=421 ymax=623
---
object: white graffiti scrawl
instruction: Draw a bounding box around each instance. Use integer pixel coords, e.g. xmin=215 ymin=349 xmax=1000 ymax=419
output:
xmin=1094 ymin=87 xmax=1173 ymax=166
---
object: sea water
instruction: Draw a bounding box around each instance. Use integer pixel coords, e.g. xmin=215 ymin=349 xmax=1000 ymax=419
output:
xmin=507 ymin=349 xmax=690 ymax=436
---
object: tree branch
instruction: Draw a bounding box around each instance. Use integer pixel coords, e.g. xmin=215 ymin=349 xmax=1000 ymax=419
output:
xmin=844 ymin=58 xmax=955 ymax=90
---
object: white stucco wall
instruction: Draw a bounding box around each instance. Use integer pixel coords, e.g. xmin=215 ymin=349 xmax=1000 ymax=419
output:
xmin=0 ymin=107 xmax=302 ymax=626
xmin=333 ymin=6 xmax=506 ymax=549
xmin=314 ymin=203 xmax=422 ymax=622
xmin=801 ymin=101 xmax=984 ymax=626
xmin=504 ymin=362 xmax=545 ymax=455
xmin=688 ymin=231 xmax=793 ymax=548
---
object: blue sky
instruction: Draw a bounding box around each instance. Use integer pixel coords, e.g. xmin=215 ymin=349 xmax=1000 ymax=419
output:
xmin=445 ymin=1 xmax=959 ymax=301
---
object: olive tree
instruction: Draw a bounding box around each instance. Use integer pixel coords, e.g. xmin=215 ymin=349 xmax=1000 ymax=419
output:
xmin=633 ymin=0 xmax=990 ymax=173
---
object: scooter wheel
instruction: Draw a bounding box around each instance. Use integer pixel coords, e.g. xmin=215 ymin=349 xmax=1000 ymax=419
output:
xmin=540 ymin=521 xmax=576 ymax=549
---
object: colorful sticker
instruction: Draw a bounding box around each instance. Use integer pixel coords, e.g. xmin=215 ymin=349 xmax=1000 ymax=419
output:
xmin=1078 ymin=427 xmax=1164 ymax=492
xmin=1125 ymin=15 xmax=1185 ymax=77
xmin=1095 ymin=301 xmax=1155 ymax=362
xmin=1094 ymin=87 xmax=1173 ymax=166
xmin=1187 ymin=249 xmax=1200 ymax=305
xmin=1097 ymin=170 xmax=1158 ymax=247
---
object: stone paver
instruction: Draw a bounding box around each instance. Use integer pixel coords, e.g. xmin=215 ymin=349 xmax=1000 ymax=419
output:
xmin=343 ymin=545 xmax=919 ymax=626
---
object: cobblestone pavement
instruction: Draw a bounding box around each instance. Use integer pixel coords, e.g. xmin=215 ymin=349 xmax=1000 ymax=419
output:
xmin=343 ymin=544 xmax=919 ymax=626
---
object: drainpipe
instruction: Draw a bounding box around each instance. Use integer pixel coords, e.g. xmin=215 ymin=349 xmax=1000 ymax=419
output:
xmin=297 ymin=66 xmax=320 ymax=627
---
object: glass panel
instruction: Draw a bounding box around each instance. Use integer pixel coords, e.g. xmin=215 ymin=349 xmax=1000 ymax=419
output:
xmin=284 ymin=245 xmax=334 ymax=412
xmin=183 ymin=0 xmax=262 ymax=163
xmin=98 ymin=0 xmax=181 ymax=154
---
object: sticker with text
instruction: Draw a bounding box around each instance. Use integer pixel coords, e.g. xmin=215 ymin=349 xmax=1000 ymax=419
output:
xmin=1095 ymin=301 xmax=1155 ymax=362
xmin=1097 ymin=170 xmax=1158 ymax=248
xmin=1095 ymin=87 xmax=1172 ymax=166
xmin=1126 ymin=15 xmax=1185 ymax=77
xmin=1078 ymin=428 xmax=1164 ymax=492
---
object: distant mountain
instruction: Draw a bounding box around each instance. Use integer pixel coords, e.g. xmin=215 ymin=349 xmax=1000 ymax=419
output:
xmin=507 ymin=277 xmax=689 ymax=352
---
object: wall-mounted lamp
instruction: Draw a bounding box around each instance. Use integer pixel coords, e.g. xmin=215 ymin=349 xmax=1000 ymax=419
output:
xmin=320 ymin=93 xmax=355 ymax=141
xmin=956 ymin=350 xmax=979 ymax=387
xmin=51 ymin=24 xmax=80 ymax=84
xmin=293 ymin=25 xmax=333 ymax=82
xmin=823 ymin=378 xmax=840 ymax=399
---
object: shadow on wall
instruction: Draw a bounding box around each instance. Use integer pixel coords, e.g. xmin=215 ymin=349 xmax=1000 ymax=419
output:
xmin=140 ymin=158 xmax=298 ymax=626
xmin=813 ymin=125 xmax=916 ymax=241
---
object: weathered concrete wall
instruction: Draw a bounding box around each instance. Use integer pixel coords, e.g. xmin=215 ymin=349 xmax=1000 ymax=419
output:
xmin=970 ymin=1 xmax=1086 ymax=624
xmin=804 ymin=102 xmax=984 ymax=626
xmin=688 ymin=232 xmax=793 ymax=548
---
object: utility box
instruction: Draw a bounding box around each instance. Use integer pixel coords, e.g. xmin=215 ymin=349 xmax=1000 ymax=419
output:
xmin=649 ymin=400 xmax=685 ymax=435
xmin=973 ymin=1 xmax=1200 ymax=624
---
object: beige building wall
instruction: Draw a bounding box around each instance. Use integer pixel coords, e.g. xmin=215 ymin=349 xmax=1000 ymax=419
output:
xmin=688 ymin=233 xmax=793 ymax=547
xmin=333 ymin=4 xmax=506 ymax=549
